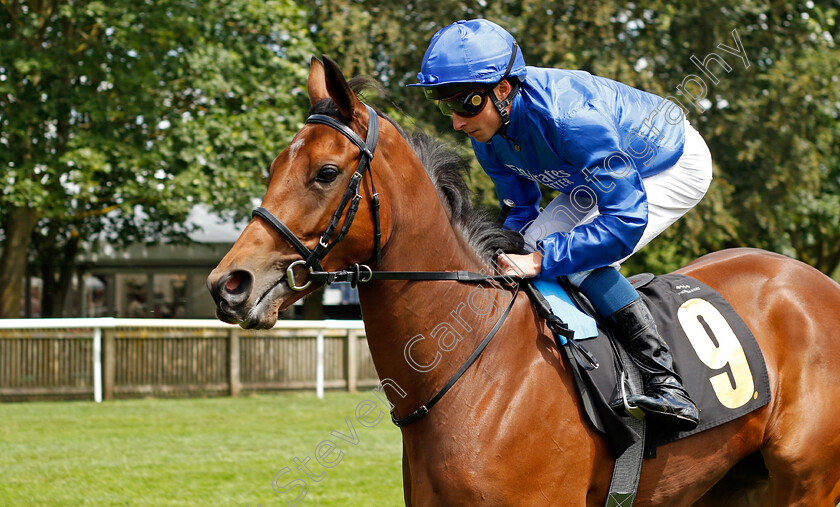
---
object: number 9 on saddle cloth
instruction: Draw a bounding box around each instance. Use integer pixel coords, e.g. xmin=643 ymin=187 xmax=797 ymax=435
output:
xmin=527 ymin=272 xmax=770 ymax=456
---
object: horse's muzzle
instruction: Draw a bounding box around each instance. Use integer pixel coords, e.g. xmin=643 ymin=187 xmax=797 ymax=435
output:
xmin=207 ymin=268 xmax=256 ymax=323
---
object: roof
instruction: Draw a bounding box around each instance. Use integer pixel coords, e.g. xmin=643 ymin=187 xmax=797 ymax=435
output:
xmin=77 ymin=205 xmax=247 ymax=270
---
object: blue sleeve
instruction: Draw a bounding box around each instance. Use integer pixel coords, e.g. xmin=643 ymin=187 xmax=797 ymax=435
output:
xmin=538 ymin=104 xmax=649 ymax=276
xmin=473 ymin=141 xmax=542 ymax=234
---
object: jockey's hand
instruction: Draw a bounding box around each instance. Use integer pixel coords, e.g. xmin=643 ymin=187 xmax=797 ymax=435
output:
xmin=497 ymin=251 xmax=542 ymax=278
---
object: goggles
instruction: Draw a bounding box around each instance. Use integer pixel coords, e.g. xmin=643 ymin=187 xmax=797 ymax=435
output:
xmin=437 ymin=88 xmax=491 ymax=117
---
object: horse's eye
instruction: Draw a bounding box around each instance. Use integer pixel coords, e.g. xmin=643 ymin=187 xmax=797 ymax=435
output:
xmin=315 ymin=166 xmax=340 ymax=183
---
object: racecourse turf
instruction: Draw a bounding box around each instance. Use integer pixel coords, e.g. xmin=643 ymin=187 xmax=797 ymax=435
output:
xmin=0 ymin=392 xmax=404 ymax=506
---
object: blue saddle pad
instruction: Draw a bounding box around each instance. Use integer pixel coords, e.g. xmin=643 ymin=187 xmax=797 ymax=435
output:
xmin=531 ymin=275 xmax=598 ymax=342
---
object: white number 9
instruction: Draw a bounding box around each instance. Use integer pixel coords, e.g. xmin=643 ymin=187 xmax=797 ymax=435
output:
xmin=677 ymin=298 xmax=755 ymax=409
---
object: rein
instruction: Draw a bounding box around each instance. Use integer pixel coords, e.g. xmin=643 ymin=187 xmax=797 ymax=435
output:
xmin=251 ymin=103 xmax=523 ymax=427
xmin=392 ymin=282 xmax=520 ymax=426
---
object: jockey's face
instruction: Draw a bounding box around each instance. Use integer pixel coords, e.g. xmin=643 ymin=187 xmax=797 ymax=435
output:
xmin=451 ymin=80 xmax=513 ymax=143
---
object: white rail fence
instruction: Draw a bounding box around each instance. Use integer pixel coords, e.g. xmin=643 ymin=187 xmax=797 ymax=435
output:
xmin=0 ymin=319 xmax=373 ymax=402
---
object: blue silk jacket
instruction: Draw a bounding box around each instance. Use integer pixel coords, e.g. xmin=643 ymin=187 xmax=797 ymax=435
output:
xmin=473 ymin=67 xmax=686 ymax=276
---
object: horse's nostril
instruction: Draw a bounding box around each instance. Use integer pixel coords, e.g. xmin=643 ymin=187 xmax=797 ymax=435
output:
xmin=218 ymin=270 xmax=253 ymax=303
xmin=225 ymin=272 xmax=244 ymax=294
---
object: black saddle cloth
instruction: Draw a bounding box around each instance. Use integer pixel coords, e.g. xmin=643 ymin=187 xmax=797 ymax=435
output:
xmin=561 ymin=273 xmax=770 ymax=456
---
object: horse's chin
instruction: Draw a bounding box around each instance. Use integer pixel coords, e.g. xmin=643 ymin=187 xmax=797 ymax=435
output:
xmin=240 ymin=311 xmax=281 ymax=330
xmin=215 ymin=303 xmax=280 ymax=329
xmin=233 ymin=287 xmax=315 ymax=329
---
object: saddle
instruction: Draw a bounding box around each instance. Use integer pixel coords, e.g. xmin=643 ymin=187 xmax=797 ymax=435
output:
xmin=525 ymin=272 xmax=771 ymax=458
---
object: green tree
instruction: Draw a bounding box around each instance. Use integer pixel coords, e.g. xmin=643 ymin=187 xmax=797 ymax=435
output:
xmin=306 ymin=1 xmax=840 ymax=276
xmin=703 ymin=1 xmax=840 ymax=274
xmin=0 ymin=0 xmax=315 ymax=317
xmin=304 ymin=0 xmax=743 ymax=271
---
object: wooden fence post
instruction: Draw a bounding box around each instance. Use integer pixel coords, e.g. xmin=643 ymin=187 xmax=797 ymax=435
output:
xmin=228 ymin=329 xmax=241 ymax=397
xmin=103 ymin=329 xmax=115 ymax=401
xmin=345 ymin=330 xmax=358 ymax=393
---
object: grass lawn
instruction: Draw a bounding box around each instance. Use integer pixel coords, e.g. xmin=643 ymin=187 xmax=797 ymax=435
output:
xmin=0 ymin=392 xmax=404 ymax=506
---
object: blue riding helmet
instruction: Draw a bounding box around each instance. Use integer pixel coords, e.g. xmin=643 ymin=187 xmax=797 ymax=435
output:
xmin=409 ymin=19 xmax=527 ymax=97
xmin=411 ymin=19 xmax=526 ymax=136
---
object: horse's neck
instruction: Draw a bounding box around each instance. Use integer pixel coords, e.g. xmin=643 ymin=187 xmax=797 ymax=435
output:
xmin=357 ymin=181 xmax=512 ymax=414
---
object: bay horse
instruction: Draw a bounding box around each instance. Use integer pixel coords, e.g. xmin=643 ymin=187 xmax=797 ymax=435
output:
xmin=207 ymin=56 xmax=840 ymax=506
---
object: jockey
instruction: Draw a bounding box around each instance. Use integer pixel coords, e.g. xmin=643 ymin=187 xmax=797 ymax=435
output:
xmin=411 ymin=19 xmax=713 ymax=431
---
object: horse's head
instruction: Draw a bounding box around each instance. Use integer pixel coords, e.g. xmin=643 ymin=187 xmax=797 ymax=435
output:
xmin=206 ymin=56 xmax=395 ymax=328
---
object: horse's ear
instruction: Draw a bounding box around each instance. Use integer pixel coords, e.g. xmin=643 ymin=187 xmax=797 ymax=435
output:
xmin=322 ymin=55 xmax=360 ymax=119
xmin=307 ymin=56 xmax=328 ymax=106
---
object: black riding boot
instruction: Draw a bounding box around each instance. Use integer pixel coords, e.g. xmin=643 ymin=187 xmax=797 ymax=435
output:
xmin=612 ymin=298 xmax=700 ymax=431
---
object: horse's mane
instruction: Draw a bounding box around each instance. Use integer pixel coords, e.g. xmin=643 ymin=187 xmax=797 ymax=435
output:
xmin=403 ymin=132 xmax=525 ymax=262
xmin=309 ymin=78 xmax=524 ymax=264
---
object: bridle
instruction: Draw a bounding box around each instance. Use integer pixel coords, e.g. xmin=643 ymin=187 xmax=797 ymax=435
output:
xmin=252 ymin=104 xmax=382 ymax=291
xmin=250 ymin=102 xmax=594 ymax=426
xmin=252 ymin=103 xmax=517 ymax=291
